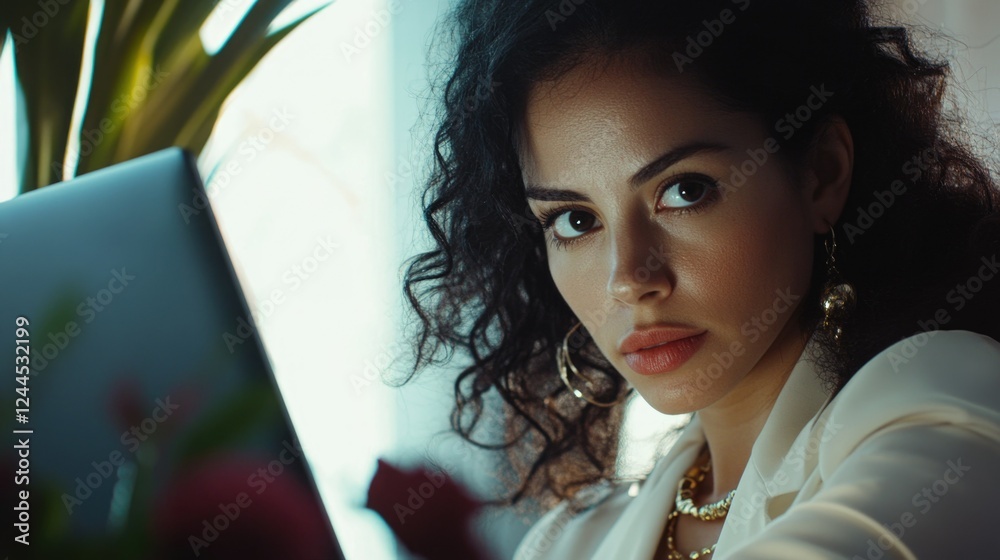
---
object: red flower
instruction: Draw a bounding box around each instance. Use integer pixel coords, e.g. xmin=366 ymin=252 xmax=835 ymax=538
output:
xmin=153 ymin=454 xmax=337 ymax=559
xmin=366 ymin=458 xmax=492 ymax=560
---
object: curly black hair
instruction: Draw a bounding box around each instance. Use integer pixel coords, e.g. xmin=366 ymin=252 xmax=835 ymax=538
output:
xmin=401 ymin=0 xmax=1000 ymax=510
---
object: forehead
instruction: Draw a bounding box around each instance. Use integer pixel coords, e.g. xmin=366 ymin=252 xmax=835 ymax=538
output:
xmin=518 ymin=55 xmax=762 ymax=188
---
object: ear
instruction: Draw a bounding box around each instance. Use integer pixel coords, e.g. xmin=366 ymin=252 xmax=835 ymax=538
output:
xmin=800 ymin=116 xmax=854 ymax=233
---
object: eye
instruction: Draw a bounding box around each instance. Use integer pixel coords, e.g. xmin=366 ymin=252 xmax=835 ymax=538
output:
xmin=658 ymin=174 xmax=719 ymax=210
xmin=550 ymin=209 xmax=601 ymax=240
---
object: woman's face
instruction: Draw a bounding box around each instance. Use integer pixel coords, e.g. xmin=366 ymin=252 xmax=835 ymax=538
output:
xmin=520 ymin=56 xmax=831 ymax=414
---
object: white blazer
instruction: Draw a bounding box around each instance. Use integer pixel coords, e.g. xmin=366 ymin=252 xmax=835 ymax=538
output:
xmin=513 ymin=329 xmax=1000 ymax=559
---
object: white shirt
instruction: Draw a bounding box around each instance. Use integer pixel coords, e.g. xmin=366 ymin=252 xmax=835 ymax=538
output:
xmin=513 ymin=329 xmax=1000 ymax=559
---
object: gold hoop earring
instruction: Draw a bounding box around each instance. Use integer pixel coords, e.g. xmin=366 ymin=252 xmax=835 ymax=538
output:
xmin=819 ymin=225 xmax=856 ymax=343
xmin=557 ymin=321 xmax=630 ymax=407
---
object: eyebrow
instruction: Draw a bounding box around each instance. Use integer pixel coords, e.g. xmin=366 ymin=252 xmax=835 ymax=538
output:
xmin=524 ymin=141 xmax=733 ymax=202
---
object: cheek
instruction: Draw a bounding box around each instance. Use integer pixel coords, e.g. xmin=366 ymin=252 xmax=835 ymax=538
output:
xmin=543 ymin=179 xmax=814 ymax=342
xmin=548 ymin=248 xmax=608 ymax=323
xmin=676 ymin=186 xmax=813 ymax=327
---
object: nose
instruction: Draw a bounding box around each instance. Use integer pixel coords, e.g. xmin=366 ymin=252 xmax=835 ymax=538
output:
xmin=606 ymin=225 xmax=673 ymax=306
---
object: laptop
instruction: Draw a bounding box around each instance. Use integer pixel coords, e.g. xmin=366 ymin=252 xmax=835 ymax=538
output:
xmin=0 ymin=148 xmax=346 ymax=559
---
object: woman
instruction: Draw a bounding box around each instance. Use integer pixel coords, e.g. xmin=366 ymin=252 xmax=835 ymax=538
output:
xmin=402 ymin=0 xmax=1000 ymax=557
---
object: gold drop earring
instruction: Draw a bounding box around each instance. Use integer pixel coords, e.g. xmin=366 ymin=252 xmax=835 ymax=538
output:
xmin=818 ymin=225 xmax=856 ymax=343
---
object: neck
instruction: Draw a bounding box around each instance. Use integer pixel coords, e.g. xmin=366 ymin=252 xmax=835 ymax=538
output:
xmin=695 ymin=322 xmax=810 ymax=501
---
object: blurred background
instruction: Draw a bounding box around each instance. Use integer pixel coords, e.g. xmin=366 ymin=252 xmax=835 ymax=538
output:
xmin=1 ymin=0 xmax=997 ymax=558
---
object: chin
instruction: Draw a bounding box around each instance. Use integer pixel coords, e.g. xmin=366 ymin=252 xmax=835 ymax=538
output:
xmin=629 ymin=379 xmax=723 ymax=416
xmin=622 ymin=357 xmax=745 ymax=415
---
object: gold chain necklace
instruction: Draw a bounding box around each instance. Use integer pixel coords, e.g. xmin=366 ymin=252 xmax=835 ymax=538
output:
xmin=664 ymin=458 xmax=736 ymax=559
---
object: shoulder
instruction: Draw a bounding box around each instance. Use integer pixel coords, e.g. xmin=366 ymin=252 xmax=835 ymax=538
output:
xmin=832 ymin=329 xmax=1000 ymax=412
xmin=719 ymin=331 xmax=1000 ymax=558
xmin=869 ymin=328 xmax=1000 ymax=378
xmin=815 ymin=329 xmax=1000 ymax=473
xmin=512 ymin=481 xmax=637 ymax=560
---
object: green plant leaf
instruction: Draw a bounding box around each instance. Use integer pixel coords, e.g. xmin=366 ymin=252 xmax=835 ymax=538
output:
xmin=8 ymin=0 xmax=90 ymax=192
xmin=152 ymin=1 xmax=218 ymax=69
xmin=173 ymin=380 xmax=282 ymax=467
xmin=116 ymin=0 xmax=327 ymax=160
xmin=174 ymin=3 xmax=332 ymax=151
xmin=75 ymin=0 xmax=178 ymax=176
xmin=14 ymin=0 xmax=332 ymax=186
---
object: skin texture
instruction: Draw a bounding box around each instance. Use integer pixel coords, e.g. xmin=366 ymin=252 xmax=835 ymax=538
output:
xmin=518 ymin=54 xmax=853 ymax=555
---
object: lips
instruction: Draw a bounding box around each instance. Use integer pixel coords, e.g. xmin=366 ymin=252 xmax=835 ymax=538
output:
xmin=619 ymin=326 xmax=707 ymax=376
xmin=619 ymin=325 xmax=705 ymax=354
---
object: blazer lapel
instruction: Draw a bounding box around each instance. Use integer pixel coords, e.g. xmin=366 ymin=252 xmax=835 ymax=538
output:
xmin=715 ymin=334 xmax=833 ymax=555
